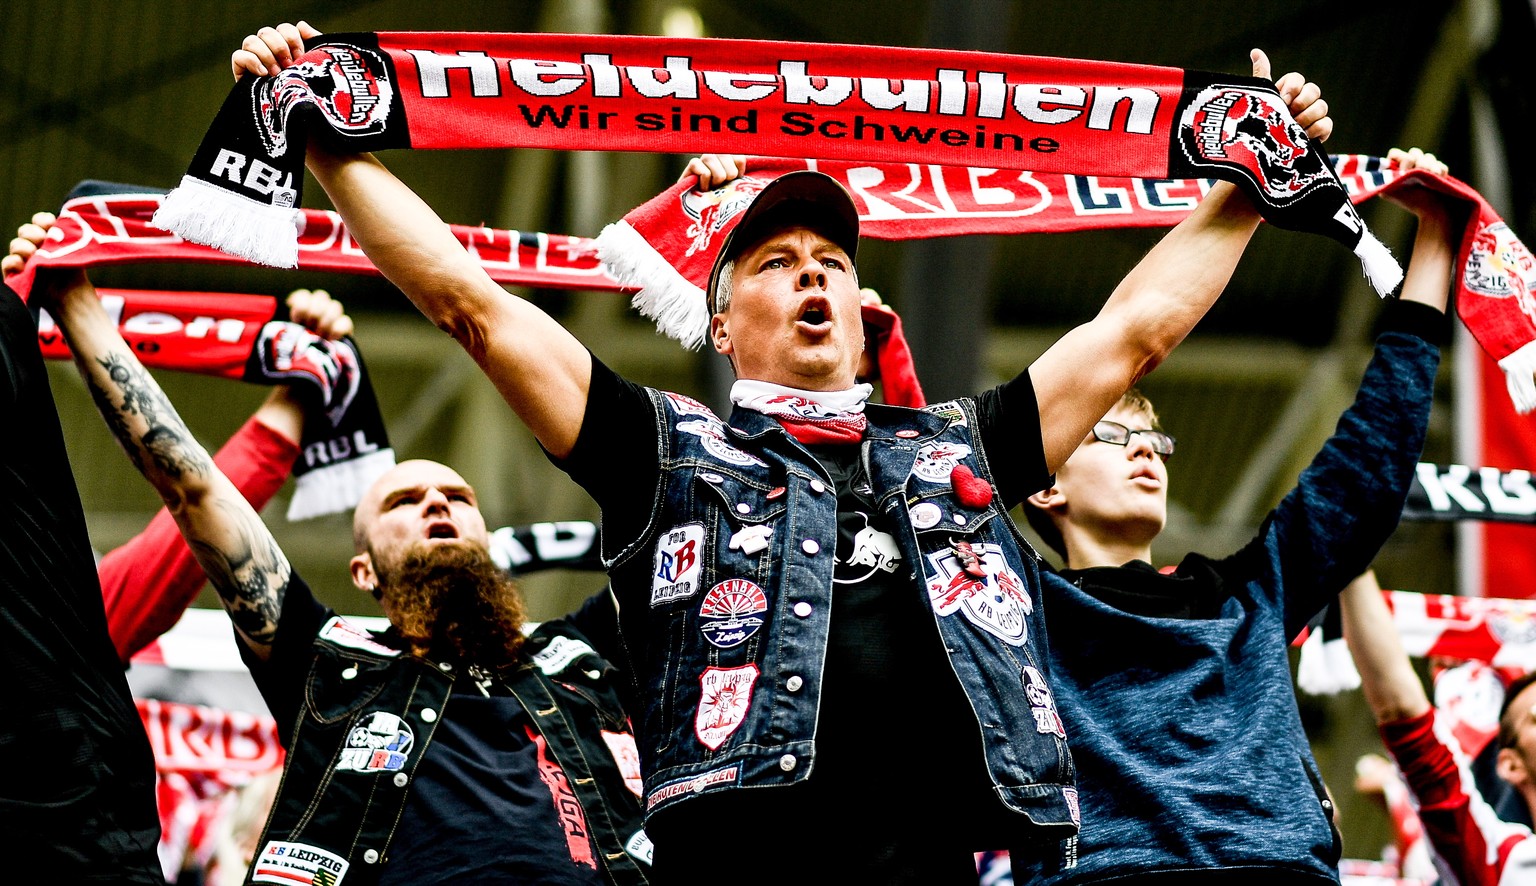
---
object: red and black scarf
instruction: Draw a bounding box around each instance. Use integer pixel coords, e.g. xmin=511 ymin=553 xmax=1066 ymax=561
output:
xmin=18 ymin=181 xmax=396 ymax=519
xmin=603 ymin=154 xmax=1536 ymax=415
xmin=154 ymin=32 xmax=1399 ymax=295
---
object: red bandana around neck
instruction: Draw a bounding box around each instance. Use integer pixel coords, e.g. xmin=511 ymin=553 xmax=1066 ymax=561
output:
xmin=732 ymin=380 xmax=872 ymax=445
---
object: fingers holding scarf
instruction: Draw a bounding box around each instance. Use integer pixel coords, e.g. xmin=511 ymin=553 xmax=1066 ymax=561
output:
xmin=234 ymin=21 xmax=322 ymax=81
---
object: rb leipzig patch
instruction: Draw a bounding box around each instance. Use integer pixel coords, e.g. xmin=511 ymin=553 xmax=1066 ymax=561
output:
xmin=653 ymin=523 xmax=705 ymax=606
xmin=911 ymin=442 xmax=973 ymax=483
xmin=924 ymin=541 xmax=1033 ymax=646
xmin=695 ymin=664 xmax=758 ymax=750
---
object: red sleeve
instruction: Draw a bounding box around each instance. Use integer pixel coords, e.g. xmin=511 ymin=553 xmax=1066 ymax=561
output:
xmin=100 ymin=416 xmax=300 ymax=664
xmin=1382 ymin=708 xmax=1528 ymax=886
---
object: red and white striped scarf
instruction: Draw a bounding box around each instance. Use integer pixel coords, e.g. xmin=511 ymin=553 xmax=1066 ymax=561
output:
xmin=731 ymin=379 xmax=872 ymax=445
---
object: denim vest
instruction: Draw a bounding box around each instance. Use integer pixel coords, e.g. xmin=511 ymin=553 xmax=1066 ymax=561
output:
xmin=248 ymin=616 xmax=652 ymax=886
xmin=605 ymin=390 xmax=1078 ymax=834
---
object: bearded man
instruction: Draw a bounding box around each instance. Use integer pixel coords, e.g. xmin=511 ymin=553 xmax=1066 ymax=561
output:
xmin=13 ymin=220 xmax=652 ymax=886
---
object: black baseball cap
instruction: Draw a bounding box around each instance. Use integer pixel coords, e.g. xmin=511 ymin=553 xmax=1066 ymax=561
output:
xmin=705 ymin=171 xmax=861 ymax=314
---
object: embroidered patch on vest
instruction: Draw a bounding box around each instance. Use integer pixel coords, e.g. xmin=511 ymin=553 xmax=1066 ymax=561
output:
xmin=924 ymin=542 xmax=1033 ymax=646
xmin=318 ymin=615 xmax=399 ymax=657
xmin=602 ymin=730 xmax=645 ymax=797
xmin=677 ymin=418 xmax=766 ymax=467
xmin=646 ymin=763 xmax=741 ymax=810
xmin=911 ymin=442 xmax=973 ymax=482
xmin=251 ymin=840 xmax=350 ymax=885
xmin=699 ymin=579 xmax=768 ymax=648
xmin=664 ymin=391 xmax=719 ymax=419
xmin=336 ymin=711 xmax=414 ymax=773
xmin=652 ymin=522 xmax=705 ymax=605
xmin=1022 ymin=665 xmax=1067 ymax=738
xmin=695 ymin=664 xmax=758 ymax=749
xmin=923 ymin=401 xmax=968 ymax=426
xmin=532 ymin=635 xmax=595 ymax=675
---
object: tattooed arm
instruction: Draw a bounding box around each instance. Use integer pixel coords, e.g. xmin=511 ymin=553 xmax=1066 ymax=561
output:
xmin=7 ymin=224 xmax=289 ymax=660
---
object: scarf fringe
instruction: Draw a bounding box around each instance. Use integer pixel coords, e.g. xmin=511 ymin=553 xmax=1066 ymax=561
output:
xmin=152 ymin=176 xmax=302 ymax=269
xmin=1498 ymin=339 xmax=1536 ymax=414
xmin=1295 ymin=628 xmax=1361 ymax=696
xmin=286 ymin=447 xmax=396 ymax=521
xmin=1354 ymin=228 xmax=1403 ymax=298
xmin=596 ymin=219 xmax=710 ymax=351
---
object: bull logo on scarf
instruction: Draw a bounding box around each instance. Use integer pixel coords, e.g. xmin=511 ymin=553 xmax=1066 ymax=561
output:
xmin=681 ymin=175 xmax=770 ymax=259
xmin=1465 ymin=221 xmax=1536 ymax=325
xmin=253 ymin=44 xmax=394 ymax=157
xmin=1178 ymin=85 xmax=1331 ymax=204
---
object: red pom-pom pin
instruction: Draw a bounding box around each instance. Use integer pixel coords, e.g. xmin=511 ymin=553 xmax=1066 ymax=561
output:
xmin=950 ymin=464 xmax=993 ymax=508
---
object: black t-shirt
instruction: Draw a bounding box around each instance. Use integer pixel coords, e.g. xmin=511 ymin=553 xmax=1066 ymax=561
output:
xmin=0 ymin=284 xmax=162 ymax=882
xmin=560 ymin=357 xmax=1050 ymax=876
xmin=250 ymin=573 xmax=605 ymax=886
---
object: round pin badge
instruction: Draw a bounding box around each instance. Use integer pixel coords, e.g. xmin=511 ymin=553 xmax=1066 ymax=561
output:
xmin=896 ymin=429 xmax=920 ymax=439
xmin=909 ymin=502 xmax=942 ymax=529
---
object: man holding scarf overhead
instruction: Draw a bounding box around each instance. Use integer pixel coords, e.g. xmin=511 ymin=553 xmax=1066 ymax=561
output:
xmin=234 ymin=22 xmax=1332 ymax=883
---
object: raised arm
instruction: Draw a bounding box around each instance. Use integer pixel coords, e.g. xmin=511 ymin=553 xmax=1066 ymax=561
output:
xmin=1029 ymin=49 xmax=1329 ymax=473
xmin=235 ymin=23 xmax=593 ymax=458
xmin=5 ymin=217 xmax=291 ymax=660
xmin=93 ymin=289 xmax=347 ymax=663
xmin=1340 ymin=569 xmax=1430 ymax=724
xmin=1382 ymin=147 xmax=1454 ymax=314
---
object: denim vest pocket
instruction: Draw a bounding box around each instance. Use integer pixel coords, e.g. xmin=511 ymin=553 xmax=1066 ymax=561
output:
xmin=305 ymin=650 xmax=394 ymax=725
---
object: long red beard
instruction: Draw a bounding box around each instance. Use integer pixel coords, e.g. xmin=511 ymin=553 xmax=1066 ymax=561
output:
xmin=373 ymin=540 xmax=527 ymax=670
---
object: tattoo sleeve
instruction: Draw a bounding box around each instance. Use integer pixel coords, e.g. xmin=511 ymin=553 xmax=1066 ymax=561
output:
xmin=83 ymin=345 xmax=289 ymax=647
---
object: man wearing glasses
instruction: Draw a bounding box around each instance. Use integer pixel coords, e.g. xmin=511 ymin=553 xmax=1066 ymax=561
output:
xmin=1014 ymin=147 xmax=1463 ymax=884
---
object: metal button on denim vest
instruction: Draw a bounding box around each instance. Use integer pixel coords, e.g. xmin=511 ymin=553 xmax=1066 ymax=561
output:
xmin=606 ymin=390 xmax=1079 ymax=835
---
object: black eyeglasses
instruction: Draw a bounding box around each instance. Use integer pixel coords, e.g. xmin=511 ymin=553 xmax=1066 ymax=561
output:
xmin=1091 ymin=420 xmax=1176 ymax=459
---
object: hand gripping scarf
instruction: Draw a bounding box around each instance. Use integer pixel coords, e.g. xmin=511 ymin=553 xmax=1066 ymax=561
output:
xmin=16 ymin=180 xmax=397 ymax=519
xmin=34 ymin=286 xmax=393 ymax=521
xmin=153 ymin=32 xmax=1400 ymax=298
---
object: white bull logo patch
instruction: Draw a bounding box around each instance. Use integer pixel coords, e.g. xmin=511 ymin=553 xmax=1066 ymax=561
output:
xmin=836 ymin=514 xmax=902 ymax=584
